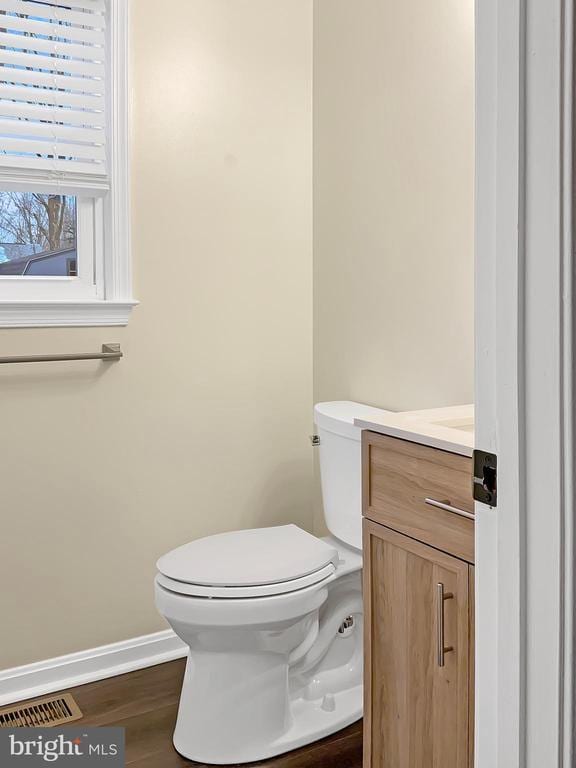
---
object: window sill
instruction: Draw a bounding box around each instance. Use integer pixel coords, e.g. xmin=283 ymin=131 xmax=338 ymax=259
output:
xmin=0 ymin=300 xmax=138 ymax=328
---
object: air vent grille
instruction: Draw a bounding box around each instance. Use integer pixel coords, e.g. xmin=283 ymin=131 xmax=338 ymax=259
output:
xmin=0 ymin=693 xmax=82 ymax=728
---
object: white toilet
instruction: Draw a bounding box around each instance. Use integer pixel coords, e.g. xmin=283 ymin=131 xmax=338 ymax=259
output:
xmin=154 ymin=401 xmax=390 ymax=764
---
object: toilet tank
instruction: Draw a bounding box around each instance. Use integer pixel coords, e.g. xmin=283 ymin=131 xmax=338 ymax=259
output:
xmin=314 ymin=401 xmax=394 ymax=551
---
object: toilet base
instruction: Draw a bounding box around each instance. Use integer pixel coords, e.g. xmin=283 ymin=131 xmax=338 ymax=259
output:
xmin=267 ymin=682 xmax=362 ymax=758
xmin=173 ymin=680 xmax=362 ymax=765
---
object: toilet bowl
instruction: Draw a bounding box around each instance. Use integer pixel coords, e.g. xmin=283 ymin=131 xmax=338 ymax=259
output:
xmin=155 ymin=401 xmax=392 ymax=764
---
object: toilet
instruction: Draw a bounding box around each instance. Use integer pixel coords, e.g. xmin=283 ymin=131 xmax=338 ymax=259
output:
xmin=154 ymin=401 xmax=391 ymax=765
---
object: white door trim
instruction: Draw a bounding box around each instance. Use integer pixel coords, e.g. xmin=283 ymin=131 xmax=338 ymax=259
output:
xmin=475 ymin=0 xmax=574 ymax=765
xmin=475 ymin=0 xmax=524 ymax=764
xmin=559 ymin=8 xmax=574 ymax=765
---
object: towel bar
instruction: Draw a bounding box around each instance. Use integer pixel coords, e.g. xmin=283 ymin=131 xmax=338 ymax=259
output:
xmin=0 ymin=344 xmax=123 ymax=365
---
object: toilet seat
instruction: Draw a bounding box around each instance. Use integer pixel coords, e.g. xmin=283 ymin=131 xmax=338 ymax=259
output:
xmin=156 ymin=562 xmax=336 ymax=598
xmin=156 ymin=524 xmax=340 ymax=599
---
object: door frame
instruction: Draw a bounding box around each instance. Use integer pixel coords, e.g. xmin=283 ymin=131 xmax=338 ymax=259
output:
xmin=475 ymin=0 xmax=574 ymax=765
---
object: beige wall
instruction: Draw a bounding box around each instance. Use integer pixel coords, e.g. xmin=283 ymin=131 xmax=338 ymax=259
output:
xmin=313 ymin=0 xmax=474 ymax=414
xmin=0 ymin=0 xmax=313 ymax=669
xmin=0 ymin=0 xmax=474 ymax=670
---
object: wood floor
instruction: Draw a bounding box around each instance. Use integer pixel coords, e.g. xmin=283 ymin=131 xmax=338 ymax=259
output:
xmin=53 ymin=659 xmax=363 ymax=768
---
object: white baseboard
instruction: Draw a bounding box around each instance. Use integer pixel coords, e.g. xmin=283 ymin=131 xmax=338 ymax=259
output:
xmin=0 ymin=630 xmax=187 ymax=707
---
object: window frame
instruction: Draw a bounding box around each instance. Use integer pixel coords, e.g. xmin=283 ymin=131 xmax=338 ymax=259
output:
xmin=0 ymin=0 xmax=136 ymax=328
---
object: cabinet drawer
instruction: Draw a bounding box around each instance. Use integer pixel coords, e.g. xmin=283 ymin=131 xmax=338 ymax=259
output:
xmin=363 ymin=431 xmax=474 ymax=563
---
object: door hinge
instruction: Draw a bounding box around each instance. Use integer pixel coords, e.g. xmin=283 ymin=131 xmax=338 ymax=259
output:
xmin=472 ymin=449 xmax=497 ymax=507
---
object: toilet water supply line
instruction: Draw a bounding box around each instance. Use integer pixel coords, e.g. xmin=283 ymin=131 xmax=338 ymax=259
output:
xmin=288 ymin=592 xmax=363 ymax=671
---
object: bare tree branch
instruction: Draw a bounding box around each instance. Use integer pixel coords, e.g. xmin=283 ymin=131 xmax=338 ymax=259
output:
xmin=0 ymin=193 xmax=76 ymax=253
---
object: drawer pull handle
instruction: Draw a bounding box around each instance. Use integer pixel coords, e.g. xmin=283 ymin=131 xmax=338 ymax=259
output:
xmin=425 ymin=497 xmax=475 ymax=520
xmin=437 ymin=582 xmax=454 ymax=667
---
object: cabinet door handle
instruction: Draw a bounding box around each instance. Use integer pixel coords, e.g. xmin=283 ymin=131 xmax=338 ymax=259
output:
xmin=425 ymin=497 xmax=475 ymax=520
xmin=437 ymin=582 xmax=454 ymax=667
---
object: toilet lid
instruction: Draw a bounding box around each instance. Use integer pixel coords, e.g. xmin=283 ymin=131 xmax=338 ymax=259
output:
xmin=157 ymin=524 xmax=339 ymax=588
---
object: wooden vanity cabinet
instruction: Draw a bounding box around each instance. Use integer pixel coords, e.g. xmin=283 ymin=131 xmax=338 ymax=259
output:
xmin=362 ymin=431 xmax=475 ymax=768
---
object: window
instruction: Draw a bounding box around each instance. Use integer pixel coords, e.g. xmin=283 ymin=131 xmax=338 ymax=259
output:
xmin=0 ymin=193 xmax=78 ymax=276
xmin=0 ymin=0 xmax=135 ymax=327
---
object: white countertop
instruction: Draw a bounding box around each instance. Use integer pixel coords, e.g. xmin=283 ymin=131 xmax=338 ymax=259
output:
xmin=354 ymin=403 xmax=474 ymax=457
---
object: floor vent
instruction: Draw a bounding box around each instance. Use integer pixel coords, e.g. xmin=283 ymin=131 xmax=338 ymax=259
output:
xmin=0 ymin=693 xmax=83 ymax=728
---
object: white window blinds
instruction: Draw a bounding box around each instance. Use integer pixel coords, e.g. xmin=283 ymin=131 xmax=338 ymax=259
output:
xmin=0 ymin=0 xmax=107 ymax=195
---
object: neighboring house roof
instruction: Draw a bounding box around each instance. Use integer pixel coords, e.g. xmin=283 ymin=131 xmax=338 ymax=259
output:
xmin=0 ymin=243 xmax=44 ymax=262
xmin=0 ymin=247 xmax=77 ymax=276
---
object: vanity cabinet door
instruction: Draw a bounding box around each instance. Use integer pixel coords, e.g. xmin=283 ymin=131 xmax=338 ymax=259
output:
xmin=363 ymin=519 xmax=471 ymax=768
